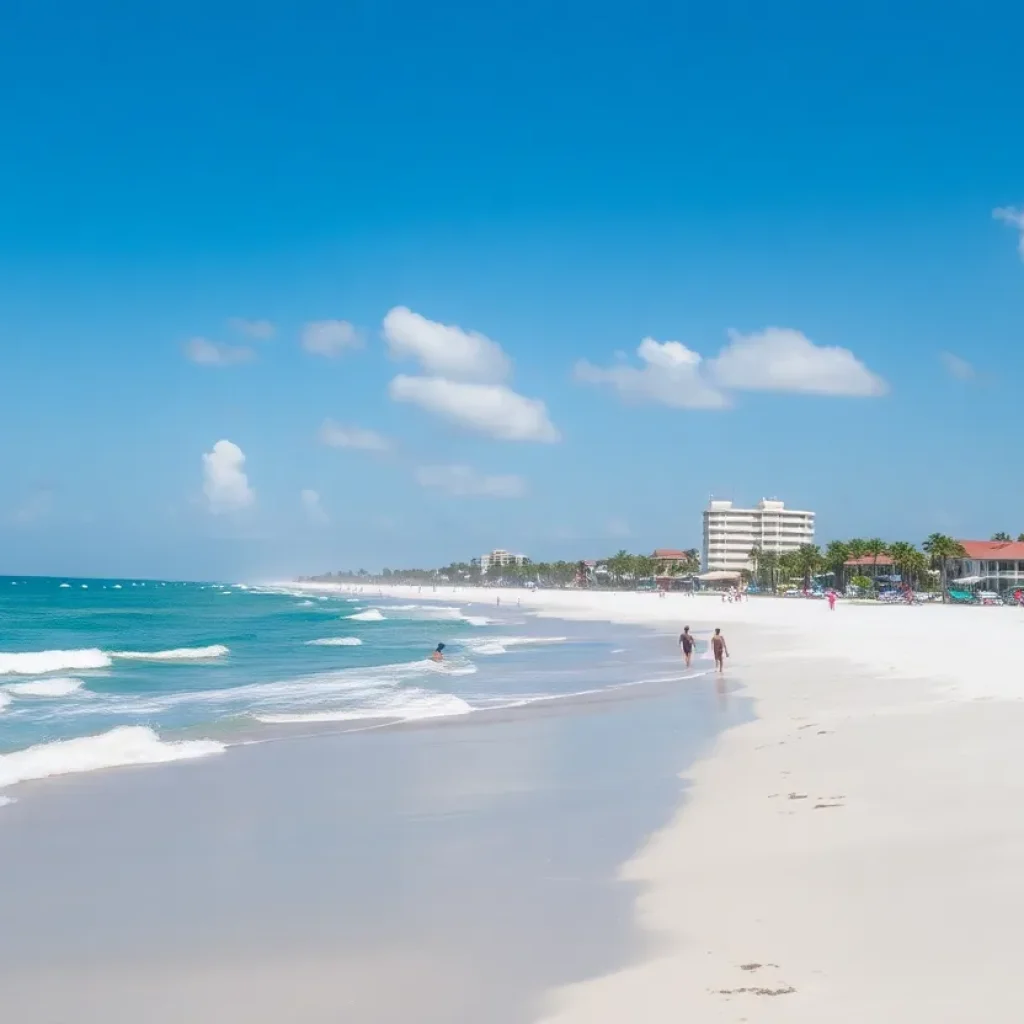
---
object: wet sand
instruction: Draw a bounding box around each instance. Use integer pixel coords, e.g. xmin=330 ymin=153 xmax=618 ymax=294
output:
xmin=0 ymin=627 xmax=746 ymax=1023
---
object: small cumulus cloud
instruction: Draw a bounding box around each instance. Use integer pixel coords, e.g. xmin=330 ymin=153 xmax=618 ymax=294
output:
xmin=383 ymin=306 xmax=511 ymax=383
xmin=415 ymin=464 xmax=527 ymax=498
xmin=228 ymin=317 xmax=276 ymax=340
xmin=709 ymin=327 xmax=887 ymax=396
xmin=302 ymin=320 xmax=361 ymax=358
xmin=389 ymin=375 xmax=559 ymax=442
xmin=185 ymin=337 xmax=255 ymax=366
xmin=577 ymin=328 xmax=886 ymax=407
xmin=940 ymin=352 xmax=975 ymax=381
xmin=300 ymin=488 xmax=329 ymax=524
xmin=202 ymin=440 xmax=255 ymax=513
xmin=575 ymin=338 xmax=728 ymax=409
xmin=318 ymin=420 xmax=393 ymax=452
xmin=993 ymin=206 xmax=1024 ymax=258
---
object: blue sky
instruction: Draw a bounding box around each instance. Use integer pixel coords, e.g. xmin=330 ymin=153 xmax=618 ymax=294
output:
xmin=3 ymin=0 xmax=1024 ymax=580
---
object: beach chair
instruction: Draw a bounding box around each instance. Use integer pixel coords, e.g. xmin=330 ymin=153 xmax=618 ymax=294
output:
xmin=947 ymin=589 xmax=976 ymax=604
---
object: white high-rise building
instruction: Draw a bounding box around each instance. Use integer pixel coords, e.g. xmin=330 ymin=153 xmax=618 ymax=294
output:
xmin=478 ymin=549 xmax=528 ymax=573
xmin=702 ymin=499 xmax=815 ymax=573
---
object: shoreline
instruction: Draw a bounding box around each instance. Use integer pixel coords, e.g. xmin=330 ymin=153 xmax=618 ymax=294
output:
xmin=0 ymin=605 xmax=744 ymax=1024
xmin=299 ymin=582 xmax=1024 ymax=1019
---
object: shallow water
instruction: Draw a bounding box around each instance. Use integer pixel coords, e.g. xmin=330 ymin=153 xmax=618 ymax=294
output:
xmin=0 ymin=616 xmax=749 ymax=1023
xmin=0 ymin=577 xmax=710 ymax=801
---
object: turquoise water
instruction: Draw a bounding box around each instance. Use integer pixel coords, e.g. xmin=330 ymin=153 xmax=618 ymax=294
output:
xmin=0 ymin=577 xmax=691 ymax=795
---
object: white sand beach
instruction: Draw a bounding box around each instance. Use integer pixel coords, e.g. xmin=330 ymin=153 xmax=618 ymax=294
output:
xmin=332 ymin=583 xmax=1024 ymax=1021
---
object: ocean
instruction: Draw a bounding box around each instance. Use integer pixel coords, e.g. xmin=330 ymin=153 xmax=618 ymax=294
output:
xmin=0 ymin=576 xmax=701 ymax=802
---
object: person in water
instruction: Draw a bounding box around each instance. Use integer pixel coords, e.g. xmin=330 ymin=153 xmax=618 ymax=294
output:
xmin=679 ymin=626 xmax=695 ymax=667
xmin=431 ymin=643 xmax=445 ymax=663
xmin=711 ymin=628 xmax=729 ymax=672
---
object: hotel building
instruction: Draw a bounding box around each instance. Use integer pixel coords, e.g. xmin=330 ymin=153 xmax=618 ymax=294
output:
xmin=478 ymin=549 xmax=529 ymax=573
xmin=702 ymin=499 xmax=815 ymax=573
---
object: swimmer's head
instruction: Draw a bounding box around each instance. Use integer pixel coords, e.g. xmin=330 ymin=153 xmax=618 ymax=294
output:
xmin=436 ymin=643 xmax=446 ymax=653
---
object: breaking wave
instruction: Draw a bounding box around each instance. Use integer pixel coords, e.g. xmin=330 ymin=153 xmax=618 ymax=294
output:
xmin=5 ymin=678 xmax=86 ymax=698
xmin=0 ymin=649 xmax=112 ymax=676
xmin=0 ymin=726 xmax=226 ymax=796
xmin=347 ymin=609 xmax=385 ymax=621
xmin=306 ymin=637 xmax=363 ymax=646
xmin=111 ymin=645 xmax=230 ymax=662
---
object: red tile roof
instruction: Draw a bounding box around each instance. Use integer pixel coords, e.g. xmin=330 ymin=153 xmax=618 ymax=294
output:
xmin=652 ymin=549 xmax=688 ymax=559
xmin=844 ymin=554 xmax=895 ymax=566
xmin=957 ymin=540 xmax=1024 ymax=559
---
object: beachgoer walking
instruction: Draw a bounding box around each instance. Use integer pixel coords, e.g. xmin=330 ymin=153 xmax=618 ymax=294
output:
xmin=827 ymin=590 xmax=836 ymax=611
xmin=711 ymin=628 xmax=729 ymax=672
xmin=679 ymin=626 xmax=695 ymax=667
xmin=431 ymin=643 xmax=445 ymax=663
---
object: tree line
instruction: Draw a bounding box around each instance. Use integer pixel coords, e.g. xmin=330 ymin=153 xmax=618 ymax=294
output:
xmin=749 ymin=534 xmax=972 ymax=599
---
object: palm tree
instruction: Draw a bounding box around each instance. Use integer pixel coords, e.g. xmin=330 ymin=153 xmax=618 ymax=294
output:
xmin=748 ymin=545 xmax=762 ymax=583
xmin=922 ymin=534 xmax=967 ymax=602
xmin=864 ymin=538 xmax=888 ymax=580
xmin=759 ymin=550 xmax=780 ymax=592
xmin=905 ymin=550 xmax=929 ymax=591
xmin=824 ymin=540 xmax=851 ymax=589
xmin=993 ymin=532 xmax=1012 ymax=542
xmin=635 ymin=554 xmax=655 ymax=582
xmin=683 ymin=548 xmax=701 ymax=574
xmin=779 ymin=550 xmax=800 ymax=588
xmin=887 ymin=541 xmax=919 ymax=589
xmin=846 ymin=538 xmax=868 ymax=583
xmin=794 ymin=544 xmax=824 ymax=590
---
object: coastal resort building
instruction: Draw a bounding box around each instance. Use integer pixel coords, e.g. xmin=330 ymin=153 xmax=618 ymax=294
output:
xmin=843 ymin=554 xmax=897 ymax=586
xmin=478 ymin=549 xmax=529 ymax=574
xmin=948 ymin=540 xmax=1024 ymax=597
xmin=702 ymin=498 xmax=815 ymax=573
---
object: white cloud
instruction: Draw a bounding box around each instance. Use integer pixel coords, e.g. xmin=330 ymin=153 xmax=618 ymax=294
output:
xmin=940 ymin=352 xmax=975 ymax=381
xmin=202 ymin=440 xmax=255 ymax=513
xmin=575 ymin=337 xmax=729 ymax=409
xmin=318 ymin=420 xmax=393 ymax=452
xmin=301 ymin=320 xmax=361 ymax=358
xmin=382 ymin=307 xmax=511 ymax=383
xmin=709 ymin=328 xmax=887 ymax=396
xmin=389 ymin=375 xmax=560 ymax=442
xmin=415 ymin=465 xmax=527 ymax=498
xmin=300 ymin=488 xmax=329 ymax=524
xmin=993 ymin=206 xmax=1024 ymax=257
xmin=185 ymin=337 xmax=255 ymax=366
xmin=228 ymin=317 xmax=276 ymax=340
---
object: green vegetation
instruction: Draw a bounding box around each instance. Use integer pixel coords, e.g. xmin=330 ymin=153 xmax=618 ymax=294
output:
xmin=301 ymin=536 xmax=989 ymax=600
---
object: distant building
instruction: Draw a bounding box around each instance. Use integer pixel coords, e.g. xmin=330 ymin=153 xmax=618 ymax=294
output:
xmin=651 ymin=548 xmax=689 ymax=566
xmin=948 ymin=540 xmax=1024 ymax=595
xmin=479 ymin=549 xmax=529 ymax=573
xmin=702 ymin=499 xmax=815 ymax=573
xmin=843 ymin=554 xmax=896 ymax=582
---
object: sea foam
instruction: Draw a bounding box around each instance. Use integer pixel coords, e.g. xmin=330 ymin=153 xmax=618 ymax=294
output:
xmin=306 ymin=637 xmax=363 ymax=646
xmin=6 ymin=678 xmax=86 ymax=698
xmin=111 ymin=645 xmax=229 ymax=661
xmin=460 ymin=636 xmax=569 ymax=656
xmin=0 ymin=726 xmax=225 ymax=795
xmin=255 ymin=689 xmax=472 ymax=724
xmin=0 ymin=649 xmax=112 ymax=676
